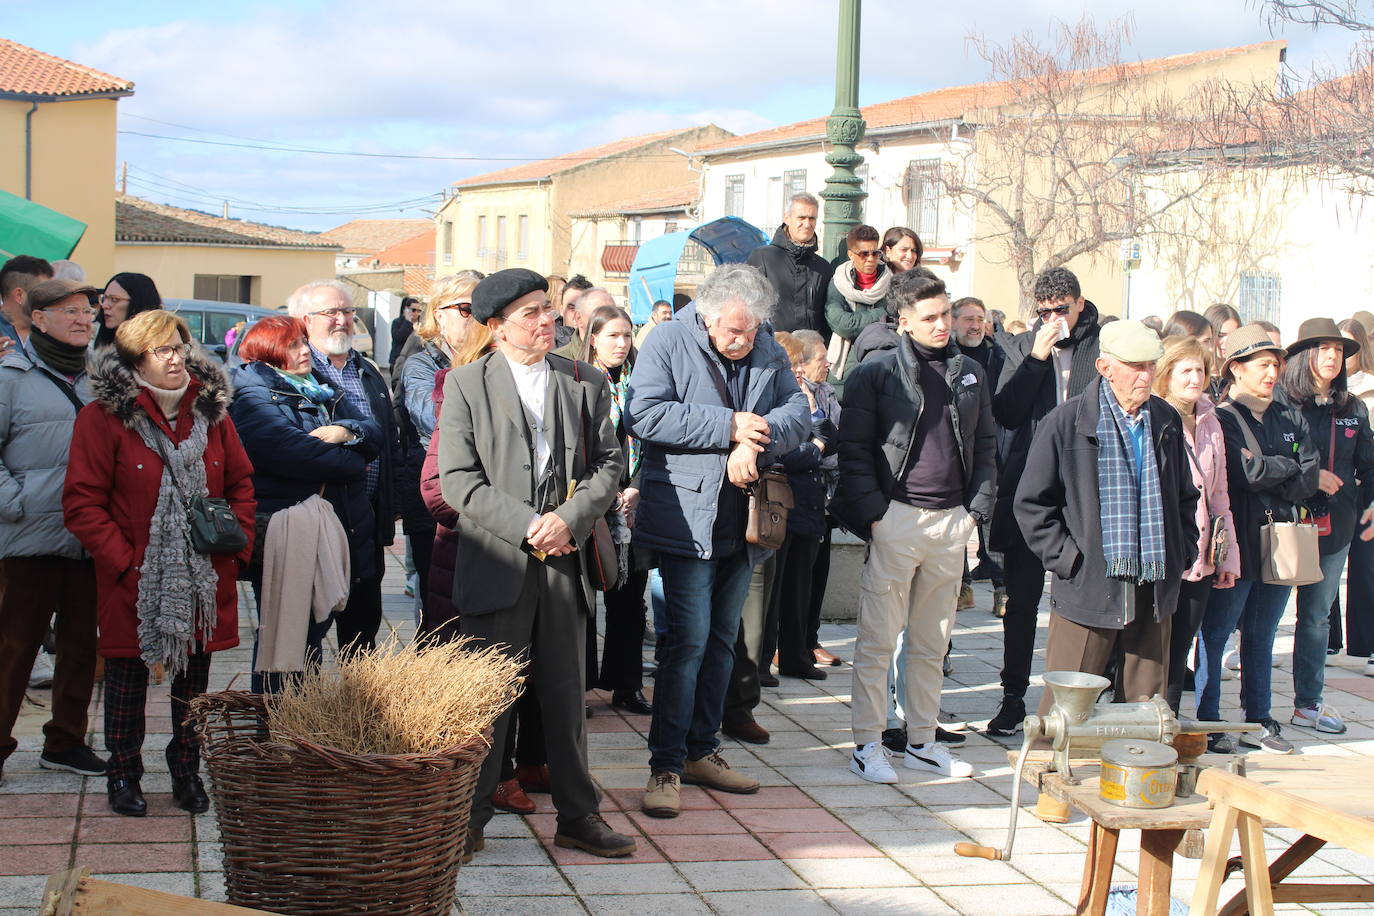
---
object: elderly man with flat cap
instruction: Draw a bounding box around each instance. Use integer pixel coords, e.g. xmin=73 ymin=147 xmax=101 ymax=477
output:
xmin=1015 ymin=320 xmax=1199 ymax=711
xmin=438 ymin=268 xmax=632 ymax=859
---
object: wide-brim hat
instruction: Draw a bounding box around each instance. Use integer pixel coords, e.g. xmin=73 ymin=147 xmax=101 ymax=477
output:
xmin=1287 ymin=316 xmax=1361 ymax=358
xmin=27 ymin=278 xmax=98 ymax=311
xmin=1221 ymin=323 xmax=1286 ymax=379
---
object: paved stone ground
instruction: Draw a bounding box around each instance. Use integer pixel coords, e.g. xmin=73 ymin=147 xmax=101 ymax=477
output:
xmin=4 ymin=539 xmax=1374 ymax=914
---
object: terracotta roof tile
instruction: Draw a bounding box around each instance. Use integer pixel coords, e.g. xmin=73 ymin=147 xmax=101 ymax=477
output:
xmin=404 ymin=269 xmax=434 ymax=298
xmin=454 ymin=127 xmax=697 ymax=188
xmin=368 ymin=229 xmax=435 ymax=267
xmin=699 ymin=41 xmax=1286 ymax=155
xmin=0 ymin=38 xmax=133 ymax=98
xmin=115 ymin=194 xmax=339 ymax=250
xmin=573 ymin=182 xmax=699 ymax=218
xmin=320 ymin=218 xmax=432 ymax=255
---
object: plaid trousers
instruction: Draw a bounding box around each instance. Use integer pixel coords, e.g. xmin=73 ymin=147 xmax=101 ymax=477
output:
xmin=103 ymin=652 xmax=212 ymax=782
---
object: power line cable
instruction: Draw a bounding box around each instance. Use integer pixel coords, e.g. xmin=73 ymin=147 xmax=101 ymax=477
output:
xmin=117 ymin=130 xmax=683 ymax=162
xmin=124 ymin=165 xmax=441 ymax=216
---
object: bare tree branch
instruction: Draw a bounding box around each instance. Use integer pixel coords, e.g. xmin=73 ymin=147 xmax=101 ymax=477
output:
xmin=939 ymin=18 xmax=1274 ymax=311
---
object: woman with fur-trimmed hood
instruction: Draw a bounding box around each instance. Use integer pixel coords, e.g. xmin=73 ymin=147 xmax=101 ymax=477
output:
xmin=63 ymin=310 xmax=254 ymax=818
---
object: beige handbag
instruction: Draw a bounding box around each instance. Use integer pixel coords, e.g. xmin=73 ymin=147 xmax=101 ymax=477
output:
xmin=1222 ymin=404 xmax=1323 ymax=587
xmin=1258 ymin=509 xmax=1322 ymax=586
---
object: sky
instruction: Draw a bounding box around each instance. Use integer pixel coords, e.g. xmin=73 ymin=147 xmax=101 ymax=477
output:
xmin=5 ymin=0 xmax=1368 ymax=232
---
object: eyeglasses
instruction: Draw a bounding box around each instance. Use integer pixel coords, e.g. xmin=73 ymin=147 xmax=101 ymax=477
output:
xmin=37 ymin=306 xmax=98 ymax=320
xmin=851 ymin=249 xmax=882 ymax=259
xmin=308 ymin=307 xmax=357 ymax=321
xmin=437 ymin=302 xmax=473 ymax=318
xmin=98 ymin=294 xmax=129 ymax=307
xmin=1035 ymin=304 xmax=1073 ymax=320
xmin=147 ymin=343 xmax=192 ymax=361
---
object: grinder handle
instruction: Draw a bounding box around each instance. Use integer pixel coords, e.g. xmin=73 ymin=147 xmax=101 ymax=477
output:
xmin=954 ymin=843 xmax=1003 ymax=860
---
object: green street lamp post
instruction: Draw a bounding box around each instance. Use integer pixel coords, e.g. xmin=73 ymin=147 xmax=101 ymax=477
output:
xmin=819 ymin=0 xmax=867 ymax=260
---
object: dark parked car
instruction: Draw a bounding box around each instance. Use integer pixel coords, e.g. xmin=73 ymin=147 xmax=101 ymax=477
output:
xmin=163 ymin=298 xmax=280 ymax=360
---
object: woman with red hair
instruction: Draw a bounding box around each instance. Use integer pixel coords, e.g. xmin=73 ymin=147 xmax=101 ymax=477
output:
xmin=228 ymin=316 xmax=382 ymax=690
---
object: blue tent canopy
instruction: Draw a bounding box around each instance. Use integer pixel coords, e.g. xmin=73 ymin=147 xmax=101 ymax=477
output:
xmin=626 ymin=216 xmax=768 ymax=323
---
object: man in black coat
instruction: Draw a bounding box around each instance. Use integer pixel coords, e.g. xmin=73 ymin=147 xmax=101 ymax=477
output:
xmin=1014 ymin=321 xmax=1198 ymax=708
xmin=986 ymin=267 xmax=1102 ymax=736
xmin=290 ymin=280 xmax=399 ymax=656
xmin=951 ymin=296 xmax=1006 ymax=611
xmin=746 ymin=192 xmax=833 ymax=334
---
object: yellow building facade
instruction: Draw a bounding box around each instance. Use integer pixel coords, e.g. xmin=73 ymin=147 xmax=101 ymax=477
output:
xmin=115 ymin=195 xmax=339 ymax=308
xmin=0 ymin=39 xmax=133 ymax=281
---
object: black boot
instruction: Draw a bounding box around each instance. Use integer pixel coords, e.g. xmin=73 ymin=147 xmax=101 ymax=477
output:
xmin=610 ymin=690 xmax=653 ymax=715
xmin=172 ymin=774 xmax=210 ymax=814
xmin=107 ymin=778 xmax=147 ymax=817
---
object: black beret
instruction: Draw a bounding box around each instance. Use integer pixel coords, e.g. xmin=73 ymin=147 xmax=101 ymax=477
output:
xmin=471 ymin=268 xmax=548 ymax=324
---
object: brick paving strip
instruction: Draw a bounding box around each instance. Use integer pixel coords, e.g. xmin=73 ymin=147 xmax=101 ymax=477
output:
xmin=4 ymin=548 xmax=1374 ymax=915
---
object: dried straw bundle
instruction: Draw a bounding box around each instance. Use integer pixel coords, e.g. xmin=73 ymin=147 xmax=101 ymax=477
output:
xmin=266 ymin=636 xmax=523 ymax=756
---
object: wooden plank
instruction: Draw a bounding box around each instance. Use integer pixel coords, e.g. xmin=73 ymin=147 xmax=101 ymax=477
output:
xmin=1198 ymin=769 xmax=1374 ymax=860
xmin=1237 ymin=812 xmax=1275 ymax=916
xmin=1189 ymin=800 xmax=1240 ymax=916
xmin=1138 ymin=829 xmax=1183 ymax=916
xmin=1077 ymin=822 xmax=1117 ymax=916
xmin=1270 ymin=883 xmax=1374 ymax=903
xmin=1264 ymin=834 xmax=1326 ymax=884
xmin=42 ymin=873 xmax=280 ymax=915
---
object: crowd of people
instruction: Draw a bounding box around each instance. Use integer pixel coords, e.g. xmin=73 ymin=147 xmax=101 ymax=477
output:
xmin=1 ymin=192 xmax=1371 ymax=864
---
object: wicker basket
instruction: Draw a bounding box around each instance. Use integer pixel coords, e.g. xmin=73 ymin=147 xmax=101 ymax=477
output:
xmin=190 ymin=690 xmax=491 ymax=916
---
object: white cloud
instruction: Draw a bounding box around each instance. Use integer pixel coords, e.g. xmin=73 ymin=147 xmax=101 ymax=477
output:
xmin=79 ymin=0 xmax=1371 ymax=230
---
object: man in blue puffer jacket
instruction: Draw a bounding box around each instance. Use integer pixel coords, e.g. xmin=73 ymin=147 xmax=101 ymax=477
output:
xmin=626 ymin=263 xmax=809 ymax=819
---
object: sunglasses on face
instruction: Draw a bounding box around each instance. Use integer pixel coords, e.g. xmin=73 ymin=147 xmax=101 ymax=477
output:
xmin=438 ymin=302 xmax=472 ymax=318
xmin=1035 ymin=304 xmax=1072 ymax=320
xmin=851 ymin=250 xmax=882 ymax=259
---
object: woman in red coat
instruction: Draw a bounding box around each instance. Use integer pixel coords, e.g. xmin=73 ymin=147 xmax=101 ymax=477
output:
xmin=64 ymin=310 xmax=254 ymax=817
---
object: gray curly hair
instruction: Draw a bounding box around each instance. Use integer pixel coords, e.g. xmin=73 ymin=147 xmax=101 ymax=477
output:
xmin=694 ymin=263 xmax=776 ymax=324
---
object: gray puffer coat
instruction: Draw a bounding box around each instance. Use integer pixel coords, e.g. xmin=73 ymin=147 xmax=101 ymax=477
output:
xmin=0 ymin=348 xmax=92 ymax=558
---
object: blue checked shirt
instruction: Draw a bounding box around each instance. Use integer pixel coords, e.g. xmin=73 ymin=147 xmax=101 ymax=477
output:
xmin=311 ymin=345 xmax=379 ymax=498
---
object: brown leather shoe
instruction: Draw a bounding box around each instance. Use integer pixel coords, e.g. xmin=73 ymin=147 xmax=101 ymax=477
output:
xmin=722 ymin=717 xmax=770 ymax=745
xmin=491 ymin=778 xmax=536 ymax=814
xmin=554 ymin=812 xmax=636 ymax=857
xmin=813 ymin=646 xmax=843 ymax=667
xmin=461 ymin=829 xmax=485 ymax=864
xmin=516 ymin=763 xmax=551 ymax=794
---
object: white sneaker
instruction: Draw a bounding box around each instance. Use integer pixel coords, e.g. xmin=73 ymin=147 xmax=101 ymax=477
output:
xmin=28 ymin=652 xmax=54 ymax=689
xmin=904 ymin=741 xmax=974 ymax=778
xmin=1221 ymin=647 xmax=1241 ymax=679
xmin=1292 ymin=705 xmax=1347 ymax=734
xmin=1365 ymin=658 xmax=1374 ymax=678
xmin=850 ymin=741 xmax=898 ymax=784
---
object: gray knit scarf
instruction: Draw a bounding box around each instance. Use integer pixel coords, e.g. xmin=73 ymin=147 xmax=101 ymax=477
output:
xmin=130 ymin=412 xmax=218 ymax=676
xmin=1097 ymin=384 xmax=1167 ymax=583
xmin=831 ymin=263 xmax=893 ymax=307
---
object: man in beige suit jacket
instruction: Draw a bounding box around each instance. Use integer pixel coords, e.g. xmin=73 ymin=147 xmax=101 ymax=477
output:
xmin=438 ymin=268 xmax=631 ymax=860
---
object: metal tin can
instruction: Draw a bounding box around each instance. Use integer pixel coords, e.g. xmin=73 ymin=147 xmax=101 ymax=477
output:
xmin=1098 ymin=739 xmax=1178 ymax=808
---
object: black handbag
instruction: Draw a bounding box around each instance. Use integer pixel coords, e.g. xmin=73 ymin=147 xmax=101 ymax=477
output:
xmin=149 ymin=432 xmax=248 ymax=555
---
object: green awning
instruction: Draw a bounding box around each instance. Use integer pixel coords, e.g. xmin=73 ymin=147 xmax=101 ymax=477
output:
xmin=0 ymin=190 xmax=86 ymax=260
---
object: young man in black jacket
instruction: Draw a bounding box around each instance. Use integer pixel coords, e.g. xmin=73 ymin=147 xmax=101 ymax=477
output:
xmin=986 ymin=268 xmax=1102 ymax=736
xmin=834 ymin=271 xmax=996 ymax=783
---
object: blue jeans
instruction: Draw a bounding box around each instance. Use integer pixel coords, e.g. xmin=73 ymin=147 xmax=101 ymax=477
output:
xmin=648 ymin=549 xmax=755 ymax=773
xmin=1196 ymin=578 xmax=1292 ymax=722
xmin=1293 ymin=546 xmax=1351 ymax=710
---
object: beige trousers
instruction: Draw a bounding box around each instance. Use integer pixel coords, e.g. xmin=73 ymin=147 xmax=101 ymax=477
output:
xmin=851 ymin=501 xmax=974 ymax=747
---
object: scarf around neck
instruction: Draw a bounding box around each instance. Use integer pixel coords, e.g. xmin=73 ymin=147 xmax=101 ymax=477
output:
xmin=272 ymin=367 xmax=335 ymax=404
xmin=1230 ymin=390 xmax=1271 ymax=419
xmin=1097 ymin=384 xmax=1167 ymax=584
xmin=832 ymin=263 xmax=893 ymax=307
xmin=599 ymin=361 xmax=641 ymax=478
xmin=135 ymin=372 xmax=189 ymax=421
xmin=29 ymin=326 xmax=88 ymax=376
xmin=129 ymin=411 xmax=218 ymax=677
